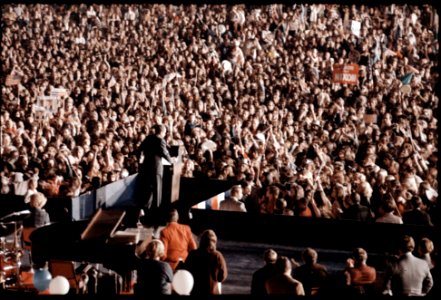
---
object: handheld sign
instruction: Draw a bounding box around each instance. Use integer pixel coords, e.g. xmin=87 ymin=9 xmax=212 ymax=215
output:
xmin=333 ymin=64 xmax=359 ymax=85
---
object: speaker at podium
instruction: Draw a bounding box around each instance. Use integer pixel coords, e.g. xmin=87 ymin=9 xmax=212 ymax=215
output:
xmin=162 ymin=145 xmax=184 ymax=207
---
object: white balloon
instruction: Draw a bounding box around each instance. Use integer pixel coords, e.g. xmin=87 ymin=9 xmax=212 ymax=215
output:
xmin=172 ymin=270 xmax=194 ymax=295
xmin=49 ymin=276 xmax=70 ymax=295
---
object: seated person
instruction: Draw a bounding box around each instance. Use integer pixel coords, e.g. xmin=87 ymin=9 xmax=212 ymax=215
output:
xmin=23 ymin=192 xmax=51 ymax=228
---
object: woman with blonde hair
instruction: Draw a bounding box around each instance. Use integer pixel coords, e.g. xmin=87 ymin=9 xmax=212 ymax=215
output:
xmin=135 ymin=239 xmax=173 ymax=296
xmin=23 ymin=192 xmax=50 ymax=228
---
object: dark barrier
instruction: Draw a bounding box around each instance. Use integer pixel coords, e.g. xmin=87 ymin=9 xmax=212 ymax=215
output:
xmin=173 ymin=177 xmax=237 ymax=223
xmin=189 ymin=209 xmax=438 ymax=256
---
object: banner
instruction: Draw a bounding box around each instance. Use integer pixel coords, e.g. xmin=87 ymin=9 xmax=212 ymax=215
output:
xmin=192 ymin=191 xmax=225 ymax=210
xmin=332 ymin=64 xmax=359 ymax=85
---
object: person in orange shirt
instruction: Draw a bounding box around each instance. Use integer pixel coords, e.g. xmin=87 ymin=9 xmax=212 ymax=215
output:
xmin=159 ymin=208 xmax=197 ymax=271
xmin=344 ymin=247 xmax=377 ymax=296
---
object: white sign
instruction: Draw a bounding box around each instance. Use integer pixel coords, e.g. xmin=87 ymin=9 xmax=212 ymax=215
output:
xmin=37 ymin=95 xmax=59 ymax=114
xmin=351 ymin=20 xmax=361 ymax=37
xmin=33 ymin=105 xmax=49 ymax=122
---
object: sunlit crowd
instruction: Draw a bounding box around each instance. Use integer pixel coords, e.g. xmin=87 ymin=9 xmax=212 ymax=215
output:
xmin=1 ymin=3 xmax=438 ymax=224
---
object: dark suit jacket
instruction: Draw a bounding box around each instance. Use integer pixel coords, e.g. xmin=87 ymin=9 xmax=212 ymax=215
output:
xmin=402 ymin=209 xmax=433 ymax=226
xmin=138 ymin=134 xmax=172 ymax=177
xmin=343 ymin=204 xmax=372 ymax=222
xmin=23 ymin=207 xmax=50 ymax=228
xmin=293 ymin=263 xmax=329 ymax=296
xmin=251 ymin=263 xmax=277 ymax=295
xmin=135 ymin=258 xmax=173 ymax=295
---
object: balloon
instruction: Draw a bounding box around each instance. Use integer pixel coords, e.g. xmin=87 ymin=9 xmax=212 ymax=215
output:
xmin=49 ymin=276 xmax=70 ymax=295
xmin=172 ymin=270 xmax=194 ymax=295
xmin=33 ymin=269 xmax=52 ymax=291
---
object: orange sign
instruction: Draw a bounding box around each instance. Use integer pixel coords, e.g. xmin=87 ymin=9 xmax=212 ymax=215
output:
xmin=332 ymin=64 xmax=359 ymax=84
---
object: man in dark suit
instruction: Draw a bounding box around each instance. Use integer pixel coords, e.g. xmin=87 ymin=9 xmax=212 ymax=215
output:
xmin=402 ymin=196 xmax=433 ymax=226
xmin=342 ymin=193 xmax=373 ymax=222
xmin=251 ymin=248 xmax=278 ymax=295
xmin=136 ymin=124 xmax=174 ymax=214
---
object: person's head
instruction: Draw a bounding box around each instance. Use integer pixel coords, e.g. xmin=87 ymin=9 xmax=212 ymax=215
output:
xmin=410 ymin=196 xmax=423 ymax=209
xmin=275 ymin=256 xmax=292 ymax=275
xmin=352 ymin=247 xmax=368 ymax=265
xmin=29 ymin=192 xmax=47 ymax=209
xmin=380 ymin=197 xmax=397 ymax=214
xmin=145 ymin=239 xmax=165 ymax=260
xmin=153 ymin=124 xmax=166 ymax=138
xmin=302 ymin=247 xmax=318 ymax=265
xmin=351 ymin=193 xmax=361 ymax=205
xmin=28 ymin=177 xmax=38 ymax=190
xmin=359 ymin=181 xmax=373 ymax=201
xmin=399 ymin=235 xmax=415 ymax=254
xmin=230 ymin=185 xmax=243 ymax=200
xmin=167 ymin=208 xmax=179 ymax=223
xmin=418 ymin=237 xmax=434 ymax=256
xmin=266 ymin=185 xmax=280 ymax=201
xmin=264 ymin=248 xmax=278 ymax=264
xmin=199 ymin=229 xmax=217 ymax=253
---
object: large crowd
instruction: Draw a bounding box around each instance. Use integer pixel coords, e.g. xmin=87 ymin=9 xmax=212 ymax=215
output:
xmin=0 ymin=4 xmax=439 ymax=224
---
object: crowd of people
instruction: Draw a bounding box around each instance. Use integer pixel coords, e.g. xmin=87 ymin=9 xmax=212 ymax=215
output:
xmin=0 ymin=3 xmax=439 ymax=226
xmin=250 ymin=235 xmax=436 ymax=297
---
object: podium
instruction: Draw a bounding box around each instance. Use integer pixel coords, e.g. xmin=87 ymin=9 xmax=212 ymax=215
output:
xmin=162 ymin=145 xmax=184 ymax=206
